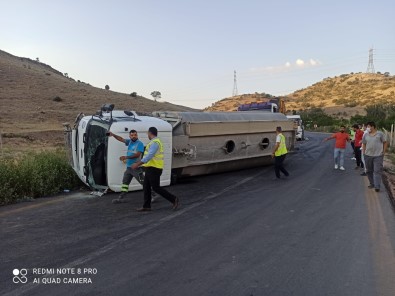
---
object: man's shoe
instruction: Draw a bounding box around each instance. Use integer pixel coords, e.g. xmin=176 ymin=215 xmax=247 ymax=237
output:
xmin=351 ymin=157 xmax=356 ymax=160
xmin=136 ymin=207 xmax=152 ymax=212
xmin=375 ymin=188 xmax=380 ymax=192
xmin=173 ymin=197 xmax=180 ymax=210
xmin=334 ymin=164 xmax=339 ymax=170
xmin=368 ymin=185 xmax=374 ymax=189
xmin=340 ymin=166 xmax=345 ymax=171
xmin=361 ymin=172 xmax=367 ymax=176
xmin=118 ymin=192 xmax=127 ymax=199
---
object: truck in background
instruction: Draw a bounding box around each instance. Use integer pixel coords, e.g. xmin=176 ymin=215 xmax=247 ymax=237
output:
xmin=286 ymin=115 xmax=305 ymax=141
xmin=237 ymin=97 xmax=287 ymax=114
xmin=236 ymin=98 xmax=304 ymax=141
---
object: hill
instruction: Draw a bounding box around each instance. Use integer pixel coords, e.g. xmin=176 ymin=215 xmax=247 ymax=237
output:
xmin=0 ymin=49 xmax=195 ymax=154
xmin=205 ymin=73 xmax=395 ymax=117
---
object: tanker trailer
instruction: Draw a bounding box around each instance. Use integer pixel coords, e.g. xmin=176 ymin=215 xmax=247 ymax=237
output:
xmin=64 ymin=105 xmax=295 ymax=193
xmin=152 ymin=111 xmax=295 ymax=183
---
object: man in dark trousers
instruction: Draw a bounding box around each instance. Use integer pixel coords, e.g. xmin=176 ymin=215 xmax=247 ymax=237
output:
xmin=353 ymin=124 xmax=364 ymax=170
xmin=272 ymin=126 xmax=290 ymax=179
xmin=132 ymin=127 xmax=179 ymax=211
xmin=362 ymin=121 xmax=388 ymax=192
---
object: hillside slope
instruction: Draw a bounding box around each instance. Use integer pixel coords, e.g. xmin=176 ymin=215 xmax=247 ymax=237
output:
xmin=0 ymin=49 xmax=195 ymax=133
xmin=0 ymin=49 xmax=195 ymax=154
xmin=206 ymin=73 xmax=395 ymax=117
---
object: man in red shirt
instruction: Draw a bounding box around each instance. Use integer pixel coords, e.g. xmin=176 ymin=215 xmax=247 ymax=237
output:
xmin=353 ymin=124 xmax=364 ymax=169
xmin=323 ymin=125 xmax=350 ymax=170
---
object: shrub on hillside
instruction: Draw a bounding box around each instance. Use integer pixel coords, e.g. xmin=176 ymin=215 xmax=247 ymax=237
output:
xmin=105 ymin=85 xmax=110 ymax=90
xmin=53 ymin=96 xmax=62 ymax=102
xmin=345 ymin=102 xmax=357 ymax=107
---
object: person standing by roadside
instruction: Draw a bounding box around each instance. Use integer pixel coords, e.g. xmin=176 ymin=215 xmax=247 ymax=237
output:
xmin=360 ymin=124 xmax=369 ymax=176
xmin=362 ymin=122 xmax=388 ymax=192
xmin=353 ymin=124 xmax=364 ymax=170
xmin=108 ymin=130 xmax=145 ymax=203
xmin=323 ymin=125 xmax=350 ymax=170
xmin=132 ymin=127 xmax=179 ymax=211
xmin=349 ymin=127 xmax=356 ymax=160
xmin=272 ymin=126 xmax=289 ymax=179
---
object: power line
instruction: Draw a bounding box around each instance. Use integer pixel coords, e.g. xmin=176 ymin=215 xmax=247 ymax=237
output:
xmin=366 ymin=47 xmax=375 ymax=73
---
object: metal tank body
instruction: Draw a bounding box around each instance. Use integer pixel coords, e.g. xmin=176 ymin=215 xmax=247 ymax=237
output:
xmin=152 ymin=111 xmax=295 ymax=178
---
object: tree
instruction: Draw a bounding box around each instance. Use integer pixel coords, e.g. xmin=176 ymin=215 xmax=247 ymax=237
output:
xmin=105 ymin=85 xmax=110 ymax=91
xmin=130 ymin=92 xmax=137 ymax=97
xmin=36 ymin=57 xmax=40 ymax=62
xmin=150 ymin=91 xmax=161 ymax=101
xmin=64 ymin=73 xmax=68 ymax=78
xmin=300 ymin=107 xmax=336 ymax=127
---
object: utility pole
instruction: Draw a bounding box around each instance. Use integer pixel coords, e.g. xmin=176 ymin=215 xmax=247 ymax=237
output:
xmin=232 ymin=70 xmax=238 ymax=97
xmin=366 ymin=47 xmax=375 ymax=73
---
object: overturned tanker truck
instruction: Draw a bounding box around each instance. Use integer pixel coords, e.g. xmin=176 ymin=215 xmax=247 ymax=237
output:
xmin=64 ymin=104 xmax=295 ymax=193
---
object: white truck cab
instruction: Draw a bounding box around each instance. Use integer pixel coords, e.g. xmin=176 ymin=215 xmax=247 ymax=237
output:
xmin=286 ymin=115 xmax=304 ymax=141
xmin=64 ymin=105 xmax=173 ymax=192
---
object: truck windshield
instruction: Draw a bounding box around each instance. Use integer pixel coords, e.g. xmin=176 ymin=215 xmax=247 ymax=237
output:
xmin=85 ymin=119 xmax=110 ymax=189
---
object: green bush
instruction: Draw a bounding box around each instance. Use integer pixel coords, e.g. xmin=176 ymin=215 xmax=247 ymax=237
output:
xmin=300 ymin=107 xmax=337 ymax=127
xmin=0 ymin=150 xmax=82 ymax=205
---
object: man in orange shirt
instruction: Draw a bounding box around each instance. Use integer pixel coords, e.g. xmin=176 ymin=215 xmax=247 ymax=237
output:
xmin=323 ymin=125 xmax=350 ymax=170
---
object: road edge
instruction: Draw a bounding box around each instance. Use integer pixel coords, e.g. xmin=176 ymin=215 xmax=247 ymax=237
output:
xmin=382 ymin=170 xmax=395 ymax=208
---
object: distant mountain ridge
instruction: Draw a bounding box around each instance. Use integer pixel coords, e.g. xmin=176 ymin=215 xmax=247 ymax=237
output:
xmin=205 ymin=73 xmax=395 ymax=117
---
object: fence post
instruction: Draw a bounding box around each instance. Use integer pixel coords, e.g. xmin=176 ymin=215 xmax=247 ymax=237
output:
xmin=392 ymin=124 xmax=394 ymax=148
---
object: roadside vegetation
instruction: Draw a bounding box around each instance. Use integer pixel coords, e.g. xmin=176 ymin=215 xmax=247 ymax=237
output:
xmin=301 ymin=102 xmax=395 ymax=132
xmin=0 ymin=149 xmax=82 ymax=205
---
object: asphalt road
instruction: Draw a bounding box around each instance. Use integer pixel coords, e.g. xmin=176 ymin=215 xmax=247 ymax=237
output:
xmin=1 ymin=132 xmax=395 ymax=296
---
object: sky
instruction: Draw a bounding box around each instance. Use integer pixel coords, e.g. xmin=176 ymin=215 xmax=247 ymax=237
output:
xmin=1 ymin=0 xmax=395 ymax=109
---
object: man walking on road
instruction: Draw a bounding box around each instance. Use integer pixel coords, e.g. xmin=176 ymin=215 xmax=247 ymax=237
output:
xmin=362 ymin=122 xmax=387 ymax=192
xmin=323 ymin=125 xmax=350 ymax=170
xmin=272 ymin=126 xmax=289 ymax=179
xmin=353 ymin=124 xmax=364 ymax=170
xmin=108 ymin=130 xmax=145 ymax=203
xmin=132 ymin=127 xmax=179 ymax=212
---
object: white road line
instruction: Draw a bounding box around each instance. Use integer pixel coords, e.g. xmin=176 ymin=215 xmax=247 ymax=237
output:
xmin=4 ymin=170 xmax=264 ymax=296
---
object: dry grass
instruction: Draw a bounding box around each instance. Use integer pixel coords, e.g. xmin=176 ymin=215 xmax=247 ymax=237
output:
xmin=0 ymin=49 xmax=196 ymax=154
xmin=205 ymin=73 xmax=395 ymax=117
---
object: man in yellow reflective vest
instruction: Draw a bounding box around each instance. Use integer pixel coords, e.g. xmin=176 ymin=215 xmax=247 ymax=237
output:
xmin=271 ymin=126 xmax=290 ymax=179
xmin=132 ymin=127 xmax=179 ymax=212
